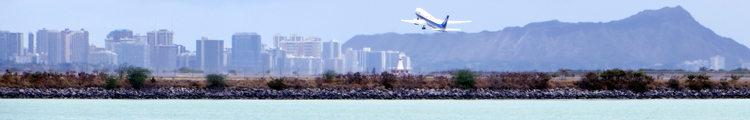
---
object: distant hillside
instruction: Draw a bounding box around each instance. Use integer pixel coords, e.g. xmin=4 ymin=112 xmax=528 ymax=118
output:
xmin=343 ymin=6 xmax=750 ymax=71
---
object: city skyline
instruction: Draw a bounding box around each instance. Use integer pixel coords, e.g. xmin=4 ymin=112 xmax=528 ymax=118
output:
xmin=1 ymin=0 xmax=749 ymax=51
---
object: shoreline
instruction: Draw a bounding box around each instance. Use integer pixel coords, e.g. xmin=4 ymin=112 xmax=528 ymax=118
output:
xmin=2 ymin=87 xmax=749 ymax=99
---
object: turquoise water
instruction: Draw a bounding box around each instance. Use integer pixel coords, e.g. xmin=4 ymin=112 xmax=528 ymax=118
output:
xmin=1 ymin=99 xmax=748 ymax=120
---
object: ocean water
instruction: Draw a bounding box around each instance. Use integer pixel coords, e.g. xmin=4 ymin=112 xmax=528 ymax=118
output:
xmin=0 ymin=99 xmax=748 ymax=120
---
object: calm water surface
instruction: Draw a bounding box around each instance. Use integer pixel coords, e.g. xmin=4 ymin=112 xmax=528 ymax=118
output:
xmin=0 ymin=99 xmax=748 ymax=120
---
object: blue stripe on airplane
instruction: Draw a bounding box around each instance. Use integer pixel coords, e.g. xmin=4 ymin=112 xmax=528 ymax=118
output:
xmin=416 ymin=13 xmax=445 ymax=30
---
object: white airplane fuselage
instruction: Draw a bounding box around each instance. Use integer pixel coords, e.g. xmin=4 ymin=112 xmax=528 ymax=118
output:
xmin=402 ymin=8 xmax=469 ymax=32
xmin=415 ymin=8 xmax=447 ymax=32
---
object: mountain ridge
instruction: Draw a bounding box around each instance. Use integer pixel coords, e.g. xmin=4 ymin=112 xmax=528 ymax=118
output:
xmin=343 ymin=6 xmax=750 ymax=71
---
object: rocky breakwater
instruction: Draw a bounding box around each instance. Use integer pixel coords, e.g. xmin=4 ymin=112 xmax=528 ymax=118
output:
xmin=1 ymin=87 xmax=750 ymax=99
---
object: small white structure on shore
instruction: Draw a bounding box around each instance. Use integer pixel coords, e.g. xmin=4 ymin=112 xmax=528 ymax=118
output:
xmin=390 ymin=59 xmax=410 ymax=75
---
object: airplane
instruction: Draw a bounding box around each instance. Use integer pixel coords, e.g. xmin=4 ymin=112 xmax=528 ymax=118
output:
xmin=401 ymin=8 xmax=471 ymax=32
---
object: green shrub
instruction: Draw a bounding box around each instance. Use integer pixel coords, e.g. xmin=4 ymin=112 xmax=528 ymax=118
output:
xmin=453 ymin=69 xmax=475 ymax=89
xmin=267 ymin=78 xmax=286 ymax=90
xmin=29 ymin=72 xmax=43 ymax=83
xmin=2 ymin=69 xmax=11 ymax=81
xmin=206 ymin=74 xmax=227 ymax=89
xmin=105 ymin=76 xmax=119 ymax=90
xmin=324 ymin=70 xmax=336 ymax=82
xmin=117 ymin=66 xmax=151 ymax=90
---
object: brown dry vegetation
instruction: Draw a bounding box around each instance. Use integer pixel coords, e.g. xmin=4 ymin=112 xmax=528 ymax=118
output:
xmin=3 ymin=69 xmax=750 ymax=90
xmin=0 ymin=70 xmax=105 ymax=88
xmin=474 ymin=72 xmax=552 ymax=89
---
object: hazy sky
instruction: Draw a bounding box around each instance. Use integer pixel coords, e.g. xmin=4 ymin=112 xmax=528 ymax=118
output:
xmin=1 ymin=0 xmax=748 ymax=51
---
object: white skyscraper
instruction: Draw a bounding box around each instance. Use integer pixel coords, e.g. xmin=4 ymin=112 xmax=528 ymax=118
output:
xmin=63 ymin=29 xmax=89 ymax=63
xmin=342 ymin=47 xmax=412 ymax=73
xmin=148 ymin=29 xmax=177 ymax=70
xmin=0 ymin=31 xmax=24 ymax=61
xmin=710 ymin=55 xmax=725 ymax=70
xmin=277 ymin=34 xmax=321 ymax=58
xmin=88 ymin=51 xmax=117 ymax=65
xmin=114 ymin=42 xmax=149 ymax=68
xmin=323 ymin=40 xmax=343 ymax=72
xmin=273 ymin=34 xmax=286 ymax=48
xmin=682 ymin=59 xmax=708 ymax=71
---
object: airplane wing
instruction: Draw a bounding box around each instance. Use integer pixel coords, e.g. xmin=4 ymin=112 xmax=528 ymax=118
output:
xmin=401 ymin=19 xmax=426 ymax=24
xmin=447 ymin=20 xmax=471 ymax=24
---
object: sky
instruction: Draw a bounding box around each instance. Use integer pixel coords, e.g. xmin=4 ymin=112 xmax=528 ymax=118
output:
xmin=1 ymin=0 xmax=749 ymax=51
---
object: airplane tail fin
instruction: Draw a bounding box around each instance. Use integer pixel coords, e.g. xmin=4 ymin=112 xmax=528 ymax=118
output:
xmin=441 ymin=15 xmax=449 ymax=27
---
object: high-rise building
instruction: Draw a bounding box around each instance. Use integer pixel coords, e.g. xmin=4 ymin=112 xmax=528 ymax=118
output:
xmin=107 ymin=29 xmax=133 ymax=41
xmin=175 ymin=44 xmax=187 ymax=54
xmin=147 ymin=29 xmax=177 ymax=70
xmin=303 ymin=36 xmax=322 ymax=58
xmin=289 ymin=34 xmax=303 ymax=41
xmin=710 ymin=55 xmax=725 ymax=70
xmin=0 ymin=31 xmax=24 ymax=61
xmin=36 ymin=28 xmax=61 ymax=64
xmin=105 ymin=29 xmax=135 ymax=51
xmin=88 ymin=50 xmax=117 ymax=65
xmin=0 ymin=31 xmax=11 ymax=60
xmin=89 ymin=44 xmax=106 ymax=53
xmin=323 ymin=40 xmax=343 ymax=72
xmin=260 ymin=52 xmax=272 ymax=72
xmin=276 ymin=34 xmax=321 ymax=58
xmin=231 ymin=32 xmax=262 ymax=67
xmin=188 ymin=53 xmax=200 ymax=70
xmin=63 ymin=29 xmax=89 ymax=64
xmin=177 ymin=52 xmax=196 ymax=69
xmin=267 ymin=48 xmax=287 ymax=74
xmin=322 ymin=40 xmax=341 ymax=59
xmin=273 ymin=34 xmax=286 ymax=48
xmin=151 ymin=45 xmax=178 ymax=70
xmin=682 ymin=59 xmax=709 ymax=71
xmin=147 ymin=29 xmax=173 ymax=46
xmin=285 ymin=57 xmax=323 ymax=75
xmin=114 ymin=42 xmax=149 ymax=68
xmin=344 ymin=48 xmax=359 ymax=73
xmin=196 ymin=37 xmax=224 ymax=71
xmin=224 ymin=48 xmax=230 ymax=67
xmin=403 ymin=56 xmax=411 ymax=70
xmin=742 ymin=63 xmax=750 ymax=70
xmin=365 ymin=51 xmax=385 ymax=73
xmin=9 ymin=32 xmax=24 ymax=57
xmin=45 ymin=28 xmax=74 ymax=64
xmin=133 ymin=33 xmax=147 ymax=44
xmin=343 ymin=47 xmax=412 ymax=73
xmin=27 ymin=32 xmax=34 ymax=54
xmin=323 ymin=58 xmax=344 ymax=72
